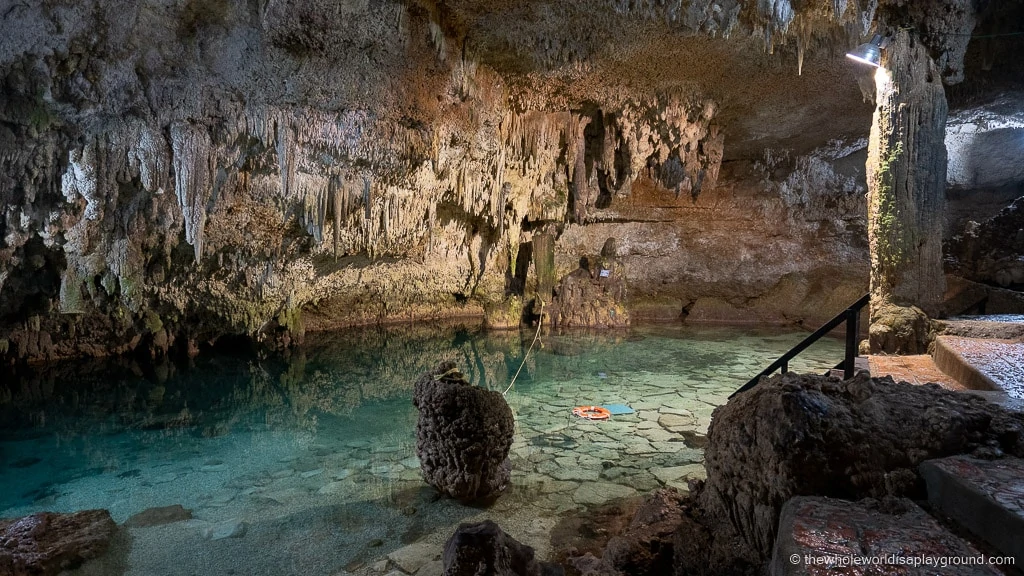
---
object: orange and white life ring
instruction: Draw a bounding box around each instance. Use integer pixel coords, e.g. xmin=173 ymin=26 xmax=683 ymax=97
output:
xmin=572 ymin=406 xmax=611 ymax=421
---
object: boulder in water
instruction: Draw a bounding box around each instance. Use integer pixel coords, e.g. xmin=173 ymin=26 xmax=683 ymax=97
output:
xmin=443 ymin=520 xmax=563 ymax=576
xmin=413 ymin=362 xmax=515 ymax=502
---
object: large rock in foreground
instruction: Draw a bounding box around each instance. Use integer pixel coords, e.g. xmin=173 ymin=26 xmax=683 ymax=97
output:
xmin=699 ymin=373 xmax=1024 ymax=560
xmin=0 ymin=510 xmax=117 ymax=576
xmin=443 ymin=520 xmax=563 ymax=576
xmin=413 ymin=362 xmax=515 ymax=502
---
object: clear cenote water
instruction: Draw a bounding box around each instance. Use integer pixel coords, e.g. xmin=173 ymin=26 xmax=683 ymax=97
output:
xmin=0 ymin=323 xmax=844 ymax=576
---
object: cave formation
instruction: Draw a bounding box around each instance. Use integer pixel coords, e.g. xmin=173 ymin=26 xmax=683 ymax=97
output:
xmin=0 ymin=0 xmax=1020 ymax=361
xmin=2 ymin=0 xmax=1024 ymax=574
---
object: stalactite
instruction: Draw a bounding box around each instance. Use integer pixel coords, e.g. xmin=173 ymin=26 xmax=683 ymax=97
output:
xmin=171 ymin=122 xmax=215 ymax=262
xmin=276 ymin=118 xmax=296 ymax=200
xmin=330 ymin=176 xmax=342 ymax=260
xmin=795 ymin=15 xmax=813 ymax=76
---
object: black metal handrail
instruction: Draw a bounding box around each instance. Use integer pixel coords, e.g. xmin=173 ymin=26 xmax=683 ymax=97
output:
xmin=730 ymin=293 xmax=870 ymax=398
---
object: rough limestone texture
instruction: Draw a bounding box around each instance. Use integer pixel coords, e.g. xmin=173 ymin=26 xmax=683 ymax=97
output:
xmin=770 ymin=496 xmax=1000 ymax=576
xmin=920 ymin=456 xmax=1024 ymax=567
xmin=0 ymin=0 xmax=911 ymax=363
xmin=442 ymin=520 xmax=563 ymax=576
xmin=549 ymin=239 xmax=629 ymax=328
xmin=942 ymin=275 xmax=1024 ymax=319
xmin=599 ymin=488 xmax=689 ymax=576
xmin=698 ymin=372 xmax=1024 ymax=560
xmin=0 ymin=510 xmax=117 ymax=576
xmin=413 ymin=362 xmax=515 ymax=502
xmin=946 ymin=197 xmax=1024 ymax=291
xmin=867 ymin=30 xmax=948 ymax=349
xmin=868 ymin=302 xmax=936 ymax=355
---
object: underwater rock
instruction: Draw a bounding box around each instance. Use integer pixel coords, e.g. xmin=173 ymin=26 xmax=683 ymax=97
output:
xmin=442 ymin=520 xmax=563 ymax=576
xmin=697 ymin=372 xmax=1024 ymax=563
xmin=0 ymin=509 xmax=117 ymax=576
xmin=203 ymin=519 xmax=248 ymax=541
xmin=124 ymin=505 xmax=192 ymax=528
xmin=413 ymin=362 xmax=515 ymax=502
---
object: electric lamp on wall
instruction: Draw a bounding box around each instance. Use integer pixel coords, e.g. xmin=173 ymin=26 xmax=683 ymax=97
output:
xmin=846 ymin=34 xmax=889 ymax=67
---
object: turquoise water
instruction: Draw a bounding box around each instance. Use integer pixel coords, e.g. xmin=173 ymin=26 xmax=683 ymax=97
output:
xmin=0 ymin=323 xmax=843 ymax=576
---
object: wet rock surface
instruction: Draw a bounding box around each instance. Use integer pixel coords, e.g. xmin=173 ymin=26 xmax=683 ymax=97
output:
xmin=935 ymin=336 xmax=1024 ymax=398
xmin=0 ymin=509 xmax=117 ymax=576
xmin=770 ymin=496 xmax=1000 ymax=576
xmin=413 ymin=362 xmax=515 ymax=502
xmin=442 ymin=520 xmax=563 ymax=576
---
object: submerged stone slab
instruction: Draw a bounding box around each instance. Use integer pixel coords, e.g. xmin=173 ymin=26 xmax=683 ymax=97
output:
xmin=771 ymin=496 xmax=1000 ymax=576
xmin=650 ymin=464 xmax=706 ymax=485
xmin=573 ymin=482 xmax=638 ymax=505
xmin=920 ymin=455 xmax=1024 ymax=567
xmin=125 ymin=505 xmax=192 ymax=528
xmin=203 ymin=519 xmax=248 ymax=540
xmin=0 ymin=510 xmax=117 ymax=576
xmin=387 ymin=541 xmax=438 ymax=574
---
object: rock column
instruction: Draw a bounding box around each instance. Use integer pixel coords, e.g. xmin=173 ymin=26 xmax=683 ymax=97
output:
xmin=867 ymin=30 xmax=948 ymax=353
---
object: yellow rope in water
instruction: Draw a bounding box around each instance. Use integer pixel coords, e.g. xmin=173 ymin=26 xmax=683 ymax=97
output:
xmin=503 ymin=300 xmax=545 ymax=396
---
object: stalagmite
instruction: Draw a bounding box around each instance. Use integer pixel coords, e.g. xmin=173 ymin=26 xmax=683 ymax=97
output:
xmin=866 ymin=30 xmax=948 ymax=354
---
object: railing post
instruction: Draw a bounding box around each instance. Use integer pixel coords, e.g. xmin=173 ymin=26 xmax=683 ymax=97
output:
xmin=781 ymin=360 xmax=788 ymax=374
xmin=844 ymin=307 xmax=859 ymax=379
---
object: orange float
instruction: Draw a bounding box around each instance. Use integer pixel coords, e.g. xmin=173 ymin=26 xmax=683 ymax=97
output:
xmin=572 ymin=406 xmax=611 ymax=421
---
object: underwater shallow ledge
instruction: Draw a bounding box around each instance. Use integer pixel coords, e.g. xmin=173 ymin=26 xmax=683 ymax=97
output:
xmin=0 ymin=323 xmax=844 ymax=576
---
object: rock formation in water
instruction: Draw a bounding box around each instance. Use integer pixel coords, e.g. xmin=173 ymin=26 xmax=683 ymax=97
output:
xmin=0 ymin=509 xmax=117 ymax=576
xmin=443 ymin=520 xmax=564 ymax=576
xmin=413 ymin=361 xmax=515 ymax=502
xmin=549 ymin=238 xmax=630 ymax=328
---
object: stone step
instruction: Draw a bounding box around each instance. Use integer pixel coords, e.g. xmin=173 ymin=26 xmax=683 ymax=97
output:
xmin=934 ymin=335 xmax=1024 ymax=398
xmin=920 ymin=455 xmax=1024 ymax=568
xmin=866 ymin=354 xmax=964 ymax=389
xmin=770 ymin=496 xmax=1001 ymax=575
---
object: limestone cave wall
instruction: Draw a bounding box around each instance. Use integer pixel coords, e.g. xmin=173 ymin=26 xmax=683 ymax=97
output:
xmin=0 ymin=0 xmax=1007 ymax=363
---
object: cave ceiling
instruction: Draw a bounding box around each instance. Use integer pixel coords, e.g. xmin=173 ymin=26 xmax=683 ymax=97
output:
xmin=414 ymin=0 xmax=1024 ymax=159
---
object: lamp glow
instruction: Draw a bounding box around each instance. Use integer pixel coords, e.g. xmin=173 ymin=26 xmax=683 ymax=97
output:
xmin=846 ymin=34 xmax=886 ymax=68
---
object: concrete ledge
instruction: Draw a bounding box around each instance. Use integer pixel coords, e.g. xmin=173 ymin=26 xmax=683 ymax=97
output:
xmin=771 ymin=496 xmax=999 ymax=575
xmin=934 ymin=336 xmax=1000 ymax=392
xmin=920 ymin=456 xmax=1024 ymax=568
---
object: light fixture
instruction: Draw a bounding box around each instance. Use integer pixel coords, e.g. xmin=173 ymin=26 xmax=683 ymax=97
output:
xmin=846 ymin=34 xmax=888 ymax=67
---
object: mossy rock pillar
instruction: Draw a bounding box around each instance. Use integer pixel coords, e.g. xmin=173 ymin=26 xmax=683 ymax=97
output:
xmin=866 ymin=30 xmax=947 ymax=353
xmin=532 ymin=233 xmax=556 ymax=303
